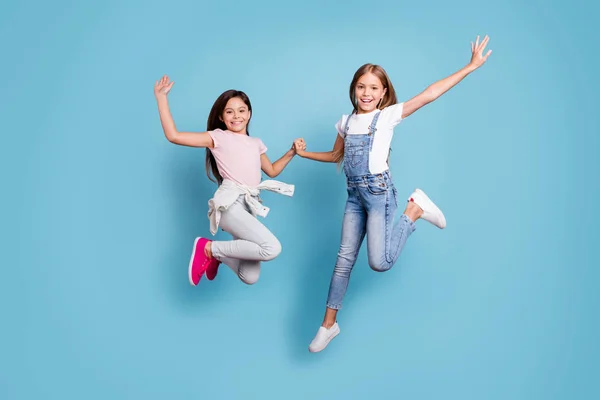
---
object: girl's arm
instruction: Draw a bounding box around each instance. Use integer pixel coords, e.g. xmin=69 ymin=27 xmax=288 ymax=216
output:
xmin=155 ymin=75 xmax=214 ymax=148
xmin=294 ymin=135 xmax=344 ymax=163
xmin=401 ymin=35 xmax=492 ymax=119
xmin=260 ymin=146 xmax=297 ymax=178
xmin=261 ymin=139 xmax=305 ymax=178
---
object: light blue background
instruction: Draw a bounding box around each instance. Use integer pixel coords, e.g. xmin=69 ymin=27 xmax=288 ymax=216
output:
xmin=2 ymin=0 xmax=598 ymax=399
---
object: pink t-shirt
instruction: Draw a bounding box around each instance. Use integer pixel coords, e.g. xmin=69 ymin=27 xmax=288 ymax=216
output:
xmin=208 ymin=129 xmax=267 ymax=187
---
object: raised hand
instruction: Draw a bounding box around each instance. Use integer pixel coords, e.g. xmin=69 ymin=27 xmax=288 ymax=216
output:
xmin=469 ymin=35 xmax=492 ymax=69
xmin=154 ymin=75 xmax=175 ymax=98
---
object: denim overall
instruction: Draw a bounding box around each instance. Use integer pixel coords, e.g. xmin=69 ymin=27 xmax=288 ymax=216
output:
xmin=326 ymin=110 xmax=417 ymax=310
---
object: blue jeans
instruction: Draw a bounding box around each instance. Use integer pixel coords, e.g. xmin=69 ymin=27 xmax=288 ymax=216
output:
xmin=326 ymin=171 xmax=416 ymax=310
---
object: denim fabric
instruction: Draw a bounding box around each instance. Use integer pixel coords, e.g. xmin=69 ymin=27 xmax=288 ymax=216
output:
xmin=326 ymin=111 xmax=416 ymax=310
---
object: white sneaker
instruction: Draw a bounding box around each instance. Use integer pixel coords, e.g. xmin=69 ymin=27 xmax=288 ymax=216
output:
xmin=408 ymin=188 xmax=447 ymax=229
xmin=308 ymin=323 xmax=340 ymax=353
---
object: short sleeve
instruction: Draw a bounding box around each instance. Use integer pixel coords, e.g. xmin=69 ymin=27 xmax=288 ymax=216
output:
xmin=335 ymin=115 xmax=348 ymax=138
xmin=208 ymin=129 xmax=223 ymax=148
xmin=383 ymin=102 xmax=404 ymax=127
xmin=258 ymin=139 xmax=267 ymax=155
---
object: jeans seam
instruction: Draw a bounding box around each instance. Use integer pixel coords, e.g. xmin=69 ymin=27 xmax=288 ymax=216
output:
xmin=384 ymin=188 xmax=393 ymax=265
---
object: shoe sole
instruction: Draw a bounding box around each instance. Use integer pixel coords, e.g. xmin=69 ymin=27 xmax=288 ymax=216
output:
xmin=309 ymin=326 xmax=340 ymax=353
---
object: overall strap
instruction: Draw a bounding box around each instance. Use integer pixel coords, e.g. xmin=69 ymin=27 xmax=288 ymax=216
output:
xmin=342 ymin=111 xmax=354 ymax=135
xmin=368 ymin=111 xmax=381 ymax=152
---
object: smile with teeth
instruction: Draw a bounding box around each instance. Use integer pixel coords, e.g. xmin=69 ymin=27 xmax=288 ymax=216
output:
xmin=361 ymin=99 xmax=373 ymax=103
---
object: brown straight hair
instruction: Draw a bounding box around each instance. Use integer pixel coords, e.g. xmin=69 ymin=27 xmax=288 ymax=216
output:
xmin=205 ymin=90 xmax=253 ymax=185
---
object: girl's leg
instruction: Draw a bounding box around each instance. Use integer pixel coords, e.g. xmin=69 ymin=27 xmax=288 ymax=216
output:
xmin=325 ymin=188 xmax=367 ymax=316
xmin=365 ymin=185 xmax=417 ymax=272
xmin=210 ymin=199 xmax=282 ymax=285
xmin=309 ymin=188 xmax=366 ymax=353
xmin=365 ymin=182 xmax=445 ymax=272
xmin=214 ymin=237 xmax=261 ymax=285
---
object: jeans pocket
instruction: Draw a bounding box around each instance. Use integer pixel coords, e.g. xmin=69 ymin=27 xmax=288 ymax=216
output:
xmin=367 ymin=180 xmax=387 ymax=195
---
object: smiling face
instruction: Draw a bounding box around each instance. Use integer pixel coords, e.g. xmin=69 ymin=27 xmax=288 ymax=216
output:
xmin=354 ymin=72 xmax=387 ymax=114
xmin=220 ymin=97 xmax=251 ymax=134
xmin=348 ymin=64 xmax=397 ymax=115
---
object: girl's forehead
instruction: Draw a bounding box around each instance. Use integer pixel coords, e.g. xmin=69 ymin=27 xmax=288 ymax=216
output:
xmin=357 ymin=72 xmax=383 ymax=85
xmin=225 ymin=97 xmax=247 ymax=108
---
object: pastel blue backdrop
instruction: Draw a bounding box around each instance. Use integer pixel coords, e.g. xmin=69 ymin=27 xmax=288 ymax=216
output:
xmin=2 ymin=0 xmax=598 ymax=399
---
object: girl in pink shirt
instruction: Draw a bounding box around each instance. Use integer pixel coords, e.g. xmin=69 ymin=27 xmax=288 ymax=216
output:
xmin=154 ymin=75 xmax=304 ymax=286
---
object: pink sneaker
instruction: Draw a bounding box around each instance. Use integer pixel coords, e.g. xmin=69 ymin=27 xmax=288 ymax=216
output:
xmin=206 ymin=258 xmax=221 ymax=281
xmin=188 ymin=237 xmax=211 ymax=286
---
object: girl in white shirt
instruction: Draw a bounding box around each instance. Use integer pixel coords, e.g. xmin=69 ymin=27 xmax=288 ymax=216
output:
xmin=295 ymin=35 xmax=492 ymax=353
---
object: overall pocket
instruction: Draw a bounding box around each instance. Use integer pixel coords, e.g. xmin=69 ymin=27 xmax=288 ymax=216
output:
xmin=344 ymin=144 xmax=364 ymax=168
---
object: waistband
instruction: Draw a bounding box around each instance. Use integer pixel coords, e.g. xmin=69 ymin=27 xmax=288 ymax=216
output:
xmin=346 ymin=169 xmax=392 ymax=185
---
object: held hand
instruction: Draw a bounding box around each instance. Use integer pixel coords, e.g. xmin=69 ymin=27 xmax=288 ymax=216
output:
xmin=154 ymin=75 xmax=175 ymax=98
xmin=469 ymin=35 xmax=492 ymax=69
xmin=293 ymin=138 xmax=306 ymax=156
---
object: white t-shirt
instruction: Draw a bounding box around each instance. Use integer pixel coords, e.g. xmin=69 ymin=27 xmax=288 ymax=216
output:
xmin=335 ymin=102 xmax=404 ymax=174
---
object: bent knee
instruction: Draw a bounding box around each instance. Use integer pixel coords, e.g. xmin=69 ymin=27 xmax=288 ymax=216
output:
xmin=368 ymin=258 xmax=392 ymax=272
xmin=260 ymin=237 xmax=282 ymax=261
xmin=239 ymin=270 xmax=260 ymax=285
